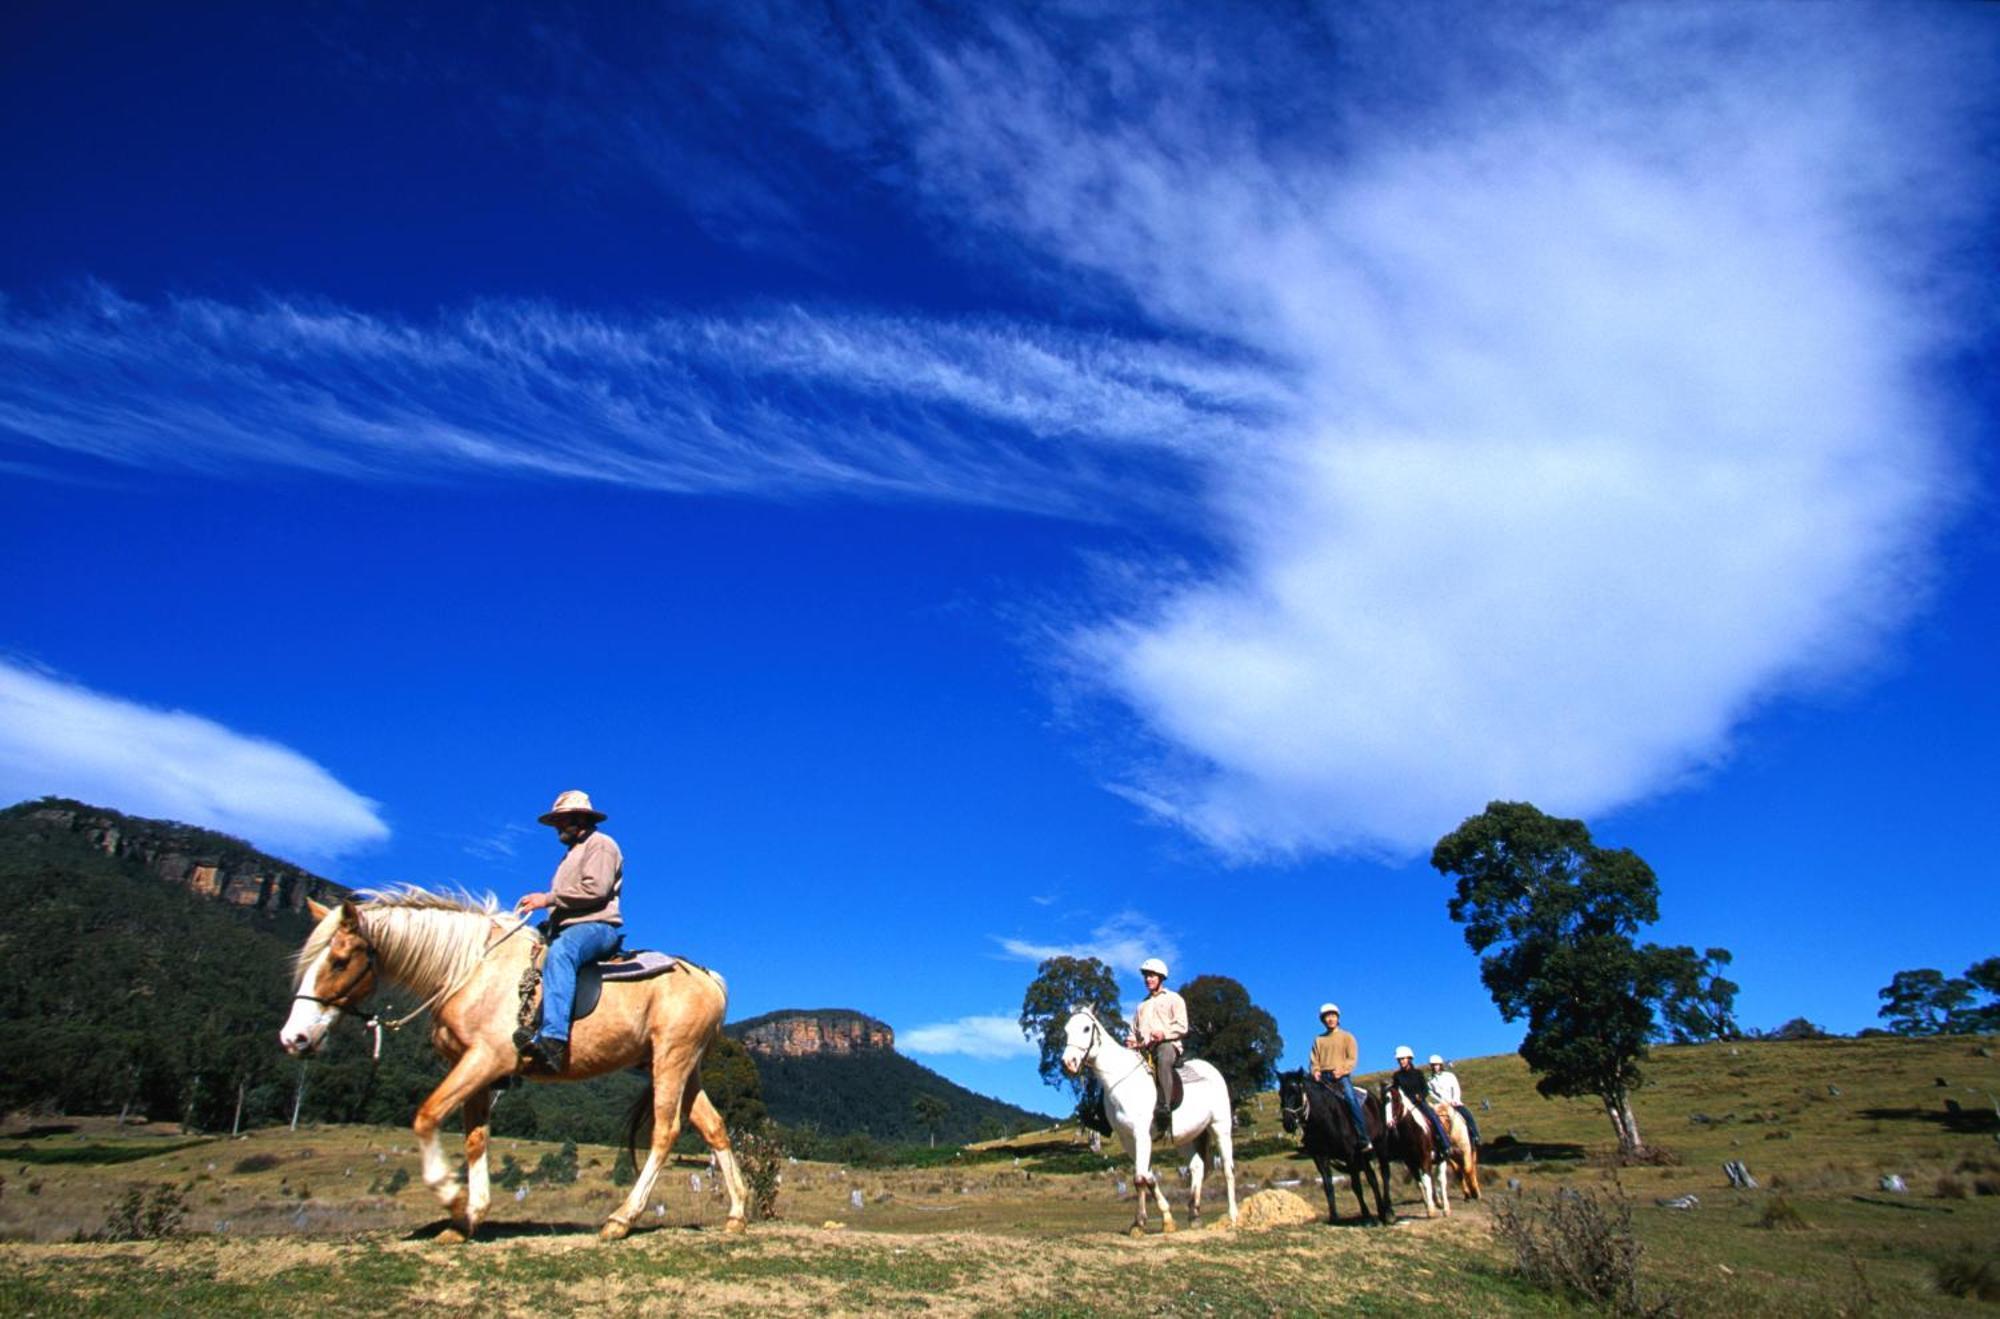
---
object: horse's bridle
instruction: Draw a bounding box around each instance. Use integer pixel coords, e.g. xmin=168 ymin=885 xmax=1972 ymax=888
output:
xmin=291 ymin=924 xmax=383 ymax=1040
xmin=1280 ymin=1082 xmax=1309 ymax=1131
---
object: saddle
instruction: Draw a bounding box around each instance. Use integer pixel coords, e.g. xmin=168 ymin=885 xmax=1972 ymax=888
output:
xmin=517 ymin=946 xmax=686 ymax=1037
xmin=1142 ymin=1053 xmax=1193 ymax=1112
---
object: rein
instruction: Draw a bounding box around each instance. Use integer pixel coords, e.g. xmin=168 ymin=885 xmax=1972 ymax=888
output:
xmin=1077 ymin=1012 xmax=1149 ymax=1092
xmin=297 ymin=912 xmax=536 ymax=1055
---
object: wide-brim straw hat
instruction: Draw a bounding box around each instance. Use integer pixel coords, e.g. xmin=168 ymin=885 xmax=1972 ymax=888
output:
xmin=538 ymin=789 xmax=607 ymax=825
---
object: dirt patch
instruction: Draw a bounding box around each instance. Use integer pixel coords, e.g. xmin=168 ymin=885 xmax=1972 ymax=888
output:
xmin=1237 ymin=1189 xmax=1318 ymax=1230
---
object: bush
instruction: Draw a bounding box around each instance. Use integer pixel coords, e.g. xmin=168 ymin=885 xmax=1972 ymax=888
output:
xmin=493 ymin=1154 xmax=526 ymax=1190
xmin=231 ymin=1154 xmax=282 ymax=1175
xmin=735 ymin=1122 xmax=784 ymax=1221
xmin=77 ymin=1183 xmax=190 ymax=1242
xmin=1756 ymin=1195 xmax=1809 ymax=1230
xmin=1935 ymin=1174 xmax=1969 ymax=1200
xmin=609 ymin=1146 xmax=636 ymax=1187
xmin=1935 ymin=1253 xmax=2000 ymax=1302
xmin=1490 ymin=1189 xmax=1674 ymax=1316
xmin=532 ymin=1139 xmax=579 ymax=1186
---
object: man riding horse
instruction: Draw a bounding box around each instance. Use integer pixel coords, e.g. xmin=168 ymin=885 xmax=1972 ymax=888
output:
xmin=512 ymin=789 xmax=624 ymax=1074
xmin=1125 ymin=957 xmax=1187 ymax=1138
xmin=1309 ymin=1003 xmax=1372 ymax=1154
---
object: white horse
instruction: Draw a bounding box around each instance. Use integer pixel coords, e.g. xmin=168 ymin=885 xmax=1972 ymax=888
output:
xmin=1061 ymin=1008 xmax=1239 ymax=1234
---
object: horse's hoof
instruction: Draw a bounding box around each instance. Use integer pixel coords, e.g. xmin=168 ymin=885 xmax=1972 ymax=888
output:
xmin=723 ymin=1217 xmax=747 ymax=1235
xmin=1128 ymin=1225 xmax=1146 ymax=1238
xmin=1161 ymin=1219 xmax=1177 ymax=1235
xmin=435 ymin=1227 xmax=466 ymax=1246
xmin=600 ymin=1219 xmax=631 ymax=1242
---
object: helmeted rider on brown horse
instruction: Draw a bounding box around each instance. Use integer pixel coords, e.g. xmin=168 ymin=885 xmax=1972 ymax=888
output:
xmin=513 ymin=789 xmax=623 ymax=1074
xmin=1125 ymin=957 xmax=1187 ymax=1139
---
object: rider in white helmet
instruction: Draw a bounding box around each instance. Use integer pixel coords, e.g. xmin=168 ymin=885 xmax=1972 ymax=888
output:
xmin=1391 ymin=1045 xmax=1450 ymax=1152
xmin=1308 ymin=1002 xmax=1372 ymax=1153
xmin=1126 ymin=957 xmax=1188 ymax=1137
xmin=1427 ymin=1053 xmax=1480 ymax=1145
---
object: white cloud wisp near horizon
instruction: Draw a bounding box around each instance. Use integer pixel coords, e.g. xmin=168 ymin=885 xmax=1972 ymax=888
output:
xmin=997 ymin=910 xmax=1181 ymax=978
xmin=2 ymin=4 xmax=1992 ymax=862
xmin=0 ymin=659 xmax=389 ymax=860
xmin=898 ymin=1014 xmax=1037 ymax=1061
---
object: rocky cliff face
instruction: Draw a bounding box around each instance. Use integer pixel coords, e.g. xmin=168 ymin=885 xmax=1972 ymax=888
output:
xmin=16 ymin=799 xmax=350 ymax=915
xmin=730 ymin=1010 xmax=895 ymax=1057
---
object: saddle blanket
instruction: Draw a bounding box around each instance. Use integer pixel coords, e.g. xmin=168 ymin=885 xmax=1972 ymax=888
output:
xmin=595 ymin=949 xmax=681 ymax=981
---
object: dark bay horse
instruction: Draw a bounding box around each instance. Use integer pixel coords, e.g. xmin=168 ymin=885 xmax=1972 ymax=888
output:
xmin=1278 ymin=1070 xmax=1390 ymax=1225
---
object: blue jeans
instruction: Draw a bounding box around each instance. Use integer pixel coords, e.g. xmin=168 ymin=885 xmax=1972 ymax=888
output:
xmin=1321 ymin=1073 xmax=1371 ymax=1141
xmin=539 ymin=921 xmax=622 ymax=1042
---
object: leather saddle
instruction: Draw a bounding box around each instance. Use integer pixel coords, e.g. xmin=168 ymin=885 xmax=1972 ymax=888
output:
xmin=525 ymin=948 xmax=684 ymax=1027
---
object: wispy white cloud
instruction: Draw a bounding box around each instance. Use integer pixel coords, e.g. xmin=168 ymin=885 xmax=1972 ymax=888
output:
xmin=851 ymin=3 xmax=1996 ymax=857
xmin=0 ymin=292 xmax=1271 ymax=520
xmin=997 ymin=910 xmax=1179 ymax=978
xmin=899 ymin=1014 xmax=1036 ymax=1060
xmin=5 ymin=4 xmax=1992 ymax=863
xmin=0 ymin=658 xmax=389 ymax=860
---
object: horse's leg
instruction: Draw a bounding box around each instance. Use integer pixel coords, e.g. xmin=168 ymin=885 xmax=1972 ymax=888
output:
xmin=683 ymin=1081 xmax=748 ymax=1230
xmin=603 ymin=1038 xmax=703 ymax=1241
xmin=461 ymin=1085 xmax=494 ymax=1238
xmin=682 ymin=1083 xmax=747 ymax=1231
xmin=1186 ymin=1141 xmax=1204 ymax=1227
xmin=1463 ymin=1142 xmax=1482 ymax=1200
xmin=1316 ymin=1155 xmax=1337 ymax=1224
xmin=1128 ymin=1128 xmax=1152 ymax=1237
xmin=1213 ymin=1116 xmax=1238 ymax=1227
xmin=412 ymin=1051 xmax=505 ymax=1241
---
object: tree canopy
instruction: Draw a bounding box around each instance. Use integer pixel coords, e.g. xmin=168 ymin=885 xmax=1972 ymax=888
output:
xmin=1179 ymin=973 xmax=1282 ymax=1111
xmin=1877 ymin=959 xmax=1999 ymax=1035
xmin=1432 ymin=800 xmax=1734 ymax=1157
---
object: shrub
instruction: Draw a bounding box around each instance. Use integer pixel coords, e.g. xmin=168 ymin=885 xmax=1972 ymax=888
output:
xmin=1490 ymin=1189 xmax=1674 ymax=1317
xmin=531 ymin=1139 xmax=578 ymax=1186
xmin=1756 ymin=1195 xmax=1809 ymax=1230
xmin=231 ymin=1154 xmax=282 ymax=1175
xmin=77 ymin=1183 xmax=190 ymax=1242
xmin=735 ymin=1121 xmax=784 ymax=1221
xmin=1935 ymin=1174 xmax=1969 ymax=1200
xmin=493 ymin=1154 xmax=526 ymax=1190
xmin=609 ymin=1146 xmax=636 ymax=1187
xmin=1935 ymin=1253 xmax=2000 ymax=1302
xmin=368 ymin=1166 xmax=410 ymax=1195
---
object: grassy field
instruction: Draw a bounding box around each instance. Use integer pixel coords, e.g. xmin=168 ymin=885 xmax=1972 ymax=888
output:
xmin=2 ymin=1034 xmax=1995 ymax=1315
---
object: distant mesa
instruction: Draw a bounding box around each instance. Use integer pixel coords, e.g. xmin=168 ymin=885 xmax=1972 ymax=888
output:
xmin=8 ymin=797 xmax=352 ymax=916
xmin=727 ymin=1008 xmax=895 ymax=1058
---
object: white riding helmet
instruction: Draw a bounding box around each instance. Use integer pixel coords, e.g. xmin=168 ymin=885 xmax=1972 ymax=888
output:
xmin=1394 ymin=1045 xmax=1415 ymax=1060
xmin=1429 ymin=1053 xmax=1445 ymax=1066
xmin=1139 ymin=957 xmax=1169 ymax=978
xmin=1318 ymin=1003 xmax=1340 ymax=1018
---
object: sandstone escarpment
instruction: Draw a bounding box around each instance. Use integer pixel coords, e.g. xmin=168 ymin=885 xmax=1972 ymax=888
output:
xmin=15 ymin=798 xmax=350 ymax=915
xmin=729 ymin=1009 xmax=895 ymax=1057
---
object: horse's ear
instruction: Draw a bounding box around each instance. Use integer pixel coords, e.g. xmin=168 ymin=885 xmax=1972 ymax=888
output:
xmin=338 ymin=899 xmax=362 ymax=928
xmin=306 ymin=897 xmax=331 ymax=921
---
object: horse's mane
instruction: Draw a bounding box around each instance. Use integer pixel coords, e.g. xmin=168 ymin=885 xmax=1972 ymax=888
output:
xmin=293 ymin=885 xmax=505 ymax=993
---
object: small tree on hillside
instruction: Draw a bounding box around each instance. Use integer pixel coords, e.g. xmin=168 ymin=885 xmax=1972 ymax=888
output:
xmin=700 ymin=1035 xmax=768 ymax=1131
xmin=1432 ymin=801 xmax=1730 ymax=1160
xmin=911 ymin=1093 xmax=949 ymax=1147
xmin=1179 ymin=974 xmax=1282 ymax=1113
xmin=1877 ymin=959 xmax=1998 ymax=1035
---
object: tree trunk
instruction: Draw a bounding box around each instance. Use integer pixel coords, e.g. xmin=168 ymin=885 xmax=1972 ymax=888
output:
xmin=1602 ymin=1089 xmax=1646 ymax=1157
xmin=231 ymin=1078 xmax=247 ymax=1137
xmin=289 ymin=1062 xmax=308 ymax=1132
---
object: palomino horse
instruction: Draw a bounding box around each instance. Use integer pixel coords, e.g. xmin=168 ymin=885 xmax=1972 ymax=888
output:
xmin=1060 ymin=1008 xmax=1239 ymax=1234
xmin=280 ymin=890 xmax=747 ymax=1242
xmin=1277 ymin=1070 xmax=1390 ymax=1225
xmin=1374 ymin=1083 xmax=1447 ymax=1218
xmin=1437 ymin=1102 xmax=1481 ymax=1201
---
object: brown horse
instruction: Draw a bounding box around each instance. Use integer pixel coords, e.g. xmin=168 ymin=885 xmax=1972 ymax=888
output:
xmin=1372 ymin=1084 xmax=1447 ymax=1217
xmin=280 ymin=889 xmax=746 ymax=1242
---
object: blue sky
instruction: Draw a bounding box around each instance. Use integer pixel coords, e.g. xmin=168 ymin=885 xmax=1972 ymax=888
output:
xmin=3 ymin=2 xmax=1996 ymax=1115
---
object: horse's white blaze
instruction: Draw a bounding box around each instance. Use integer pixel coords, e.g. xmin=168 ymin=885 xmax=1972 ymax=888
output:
xmin=280 ymin=948 xmax=338 ymax=1053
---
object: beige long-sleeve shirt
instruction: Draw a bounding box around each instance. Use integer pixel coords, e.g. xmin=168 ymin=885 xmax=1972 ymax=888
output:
xmin=1309 ymin=1027 xmax=1358 ymax=1079
xmin=548 ymin=829 xmax=623 ymax=929
xmin=1132 ymin=988 xmax=1188 ymax=1044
